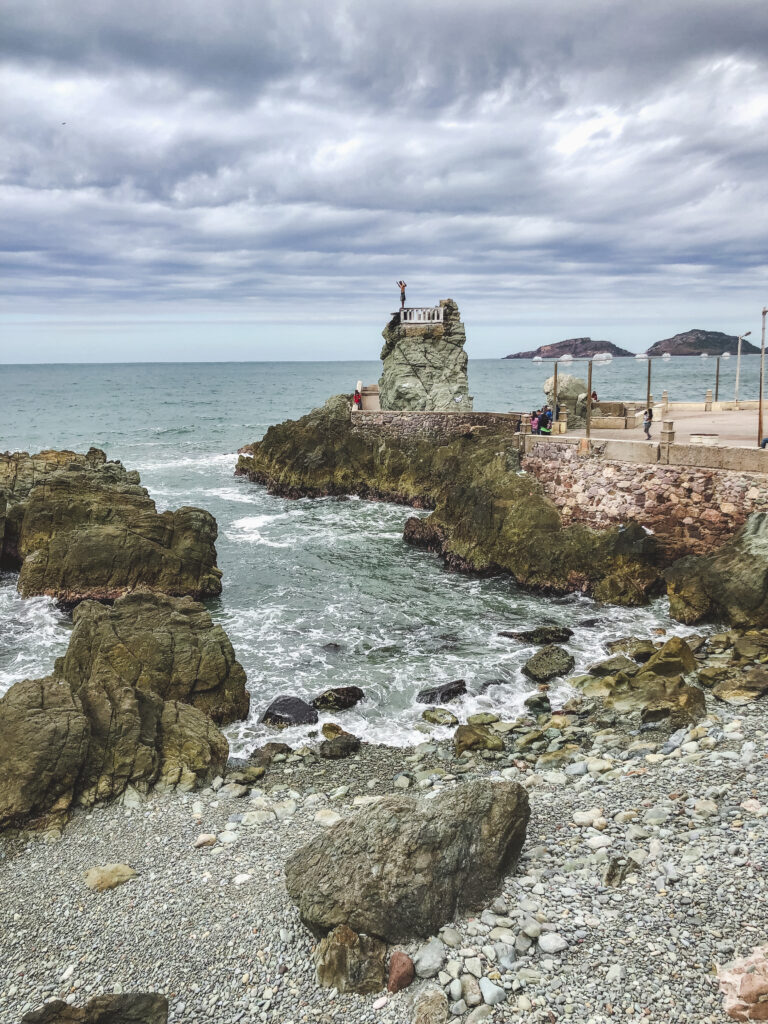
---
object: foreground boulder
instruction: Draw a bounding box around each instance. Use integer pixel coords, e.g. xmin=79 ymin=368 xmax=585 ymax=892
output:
xmin=21 ymin=993 xmax=168 ymax=1023
xmin=284 ymin=779 xmax=529 ymax=942
xmin=0 ymin=448 xmax=222 ymax=602
xmin=60 ymin=592 xmax=249 ymax=724
xmin=717 ymin=944 xmax=768 ymax=1022
xmin=666 ymin=513 xmax=768 ymax=627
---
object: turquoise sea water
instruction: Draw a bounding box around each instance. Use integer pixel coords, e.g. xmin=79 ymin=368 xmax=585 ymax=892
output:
xmin=0 ymin=357 xmax=750 ymax=750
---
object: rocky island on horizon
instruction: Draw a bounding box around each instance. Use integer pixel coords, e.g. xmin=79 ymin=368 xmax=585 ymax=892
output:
xmin=503 ymin=337 xmax=634 ymax=360
xmin=647 ymin=328 xmax=759 ymax=356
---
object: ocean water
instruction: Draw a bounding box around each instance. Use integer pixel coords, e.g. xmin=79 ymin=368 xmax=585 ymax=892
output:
xmin=0 ymin=357 xmax=750 ymax=751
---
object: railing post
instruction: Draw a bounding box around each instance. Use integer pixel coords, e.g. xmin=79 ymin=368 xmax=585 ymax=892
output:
xmin=661 ymin=420 xmax=675 ymax=444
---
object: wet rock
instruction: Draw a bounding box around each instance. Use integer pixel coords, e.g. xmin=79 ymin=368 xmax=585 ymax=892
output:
xmin=312 ymin=686 xmax=365 ymax=712
xmin=59 ymin=592 xmax=249 ymax=725
xmin=588 ymin=654 xmax=639 ymax=677
xmin=606 ymin=637 xmax=657 ymax=662
xmin=416 ymin=679 xmax=467 ymax=704
xmin=387 ymin=951 xmax=415 ymax=993
xmin=499 ymin=625 xmax=574 ymax=645
xmin=260 ymin=695 xmax=319 ymax=728
xmin=522 ymin=645 xmax=575 ymax=683
xmin=454 ymin=724 xmax=504 ymax=756
xmin=284 ymin=779 xmax=529 ymax=942
xmin=524 ymin=693 xmax=552 ymax=715
xmin=313 ymin=924 xmax=386 ymax=994
xmin=319 ymin=730 xmax=361 ymax=759
xmin=422 ymin=708 xmax=459 ymax=727
xmin=21 ymin=994 xmax=168 ymax=1023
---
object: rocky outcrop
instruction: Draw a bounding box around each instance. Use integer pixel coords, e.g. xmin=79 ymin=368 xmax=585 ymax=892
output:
xmin=543 ymin=373 xmax=587 ymax=427
xmin=236 ymin=397 xmax=664 ymax=606
xmin=284 ymin=779 xmax=529 ymax=942
xmin=666 ymin=513 xmax=768 ymax=627
xmin=21 ymin=994 xmax=168 ymax=1023
xmin=59 ymin=593 xmax=249 ymax=724
xmin=505 ymin=338 xmax=632 ymax=360
xmin=0 ymin=448 xmax=222 ymax=603
xmin=379 ymin=299 xmax=473 ymax=411
xmin=0 ymin=597 xmax=240 ymax=831
xmin=647 ymin=329 xmax=757 ymax=357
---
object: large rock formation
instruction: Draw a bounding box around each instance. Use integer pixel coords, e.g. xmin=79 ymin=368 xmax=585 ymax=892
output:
xmin=378 ymin=299 xmax=473 ymax=411
xmin=284 ymin=779 xmax=529 ymax=942
xmin=236 ymin=397 xmax=663 ymax=606
xmin=0 ymin=596 xmax=241 ymax=830
xmin=0 ymin=448 xmax=222 ymax=603
xmin=60 ymin=592 xmax=249 ymax=724
xmin=647 ymin=329 xmax=758 ymax=357
xmin=543 ymin=373 xmax=587 ymax=427
xmin=666 ymin=513 xmax=768 ymax=627
xmin=506 ymin=338 xmax=632 ymax=360
xmin=21 ymin=994 xmax=168 ymax=1023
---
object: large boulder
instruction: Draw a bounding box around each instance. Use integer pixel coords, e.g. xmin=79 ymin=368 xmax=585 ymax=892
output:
xmin=666 ymin=514 xmax=768 ymax=627
xmin=157 ymin=701 xmax=229 ymax=789
xmin=543 ymin=373 xmax=587 ymax=426
xmin=0 ymin=449 xmax=222 ymax=602
xmin=284 ymin=779 xmax=529 ymax=942
xmin=0 ymin=676 xmax=90 ymax=830
xmin=379 ymin=299 xmax=473 ymax=411
xmin=59 ymin=593 xmax=249 ymax=724
xmin=522 ymin=645 xmax=575 ymax=683
xmin=21 ymin=993 xmax=168 ymax=1023
xmin=260 ymin=695 xmax=318 ymax=728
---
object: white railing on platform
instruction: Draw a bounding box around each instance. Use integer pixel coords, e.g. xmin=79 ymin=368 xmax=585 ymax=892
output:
xmin=398 ymin=306 xmax=443 ymax=323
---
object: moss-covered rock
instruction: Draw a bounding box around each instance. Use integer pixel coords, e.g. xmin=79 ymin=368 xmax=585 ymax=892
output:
xmin=236 ymin=397 xmax=663 ymax=604
xmin=522 ymin=645 xmax=575 ymax=683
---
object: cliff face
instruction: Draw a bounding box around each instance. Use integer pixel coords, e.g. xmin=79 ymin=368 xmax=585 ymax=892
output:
xmin=505 ymin=338 xmax=633 ymax=360
xmin=378 ymin=299 xmax=473 ymax=411
xmin=647 ymin=329 xmax=758 ymax=356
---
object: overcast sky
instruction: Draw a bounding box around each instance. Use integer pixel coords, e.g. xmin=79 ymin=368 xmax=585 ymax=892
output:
xmin=2 ymin=0 xmax=768 ymax=362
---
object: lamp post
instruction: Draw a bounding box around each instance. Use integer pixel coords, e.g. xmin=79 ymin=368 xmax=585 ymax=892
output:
xmin=646 ymin=358 xmax=652 ymax=413
xmin=734 ymin=330 xmax=752 ymax=404
xmin=758 ymin=309 xmax=768 ymax=447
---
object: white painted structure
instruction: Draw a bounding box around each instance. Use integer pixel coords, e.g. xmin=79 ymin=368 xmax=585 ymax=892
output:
xmin=396 ymin=306 xmax=444 ymax=324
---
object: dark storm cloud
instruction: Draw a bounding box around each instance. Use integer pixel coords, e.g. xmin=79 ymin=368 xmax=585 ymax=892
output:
xmin=1 ymin=0 xmax=768 ymax=349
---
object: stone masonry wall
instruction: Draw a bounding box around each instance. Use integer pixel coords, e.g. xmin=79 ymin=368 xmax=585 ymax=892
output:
xmin=522 ymin=440 xmax=768 ymax=560
xmin=350 ymin=411 xmax=521 ymax=445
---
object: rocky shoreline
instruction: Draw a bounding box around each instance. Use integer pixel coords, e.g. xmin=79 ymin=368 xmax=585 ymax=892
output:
xmin=3 ymin=439 xmax=768 ymax=1023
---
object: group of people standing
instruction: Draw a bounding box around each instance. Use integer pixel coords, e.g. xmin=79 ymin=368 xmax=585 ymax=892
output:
xmin=530 ymin=406 xmax=555 ymax=434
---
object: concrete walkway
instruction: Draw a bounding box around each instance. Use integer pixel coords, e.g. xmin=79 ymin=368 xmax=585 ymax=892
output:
xmin=574 ymin=408 xmax=765 ymax=448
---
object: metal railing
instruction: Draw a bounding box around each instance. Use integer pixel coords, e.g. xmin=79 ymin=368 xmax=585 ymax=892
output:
xmin=398 ymin=306 xmax=444 ymax=323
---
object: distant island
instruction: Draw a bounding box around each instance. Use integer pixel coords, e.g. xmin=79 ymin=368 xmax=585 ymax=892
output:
xmin=647 ymin=329 xmax=759 ymax=357
xmin=503 ymin=337 xmax=633 ymax=360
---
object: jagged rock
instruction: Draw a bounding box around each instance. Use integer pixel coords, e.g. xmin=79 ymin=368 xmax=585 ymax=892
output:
xmin=235 ymin=398 xmax=663 ymax=605
xmin=454 ymin=724 xmax=504 ymax=756
xmin=157 ymin=701 xmax=229 ymax=789
xmin=572 ymin=663 xmax=705 ymax=728
xmin=284 ymin=779 xmax=529 ymax=942
xmin=378 ymin=299 xmax=473 ymax=411
xmin=543 ymin=374 xmax=587 ymax=427
xmin=523 ymin=693 xmax=552 ymax=715
xmin=59 ymin=592 xmax=249 ymax=724
xmin=666 ymin=513 xmax=768 ymax=627
xmin=642 ymin=636 xmax=697 ymax=677
xmin=82 ymin=863 xmax=137 ymax=892
xmin=522 ymin=645 xmax=575 ymax=683
xmin=318 ymin=730 xmax=361 ymax=759
xmin=717 ymin=944 xmax=768 ymax=1021
xmin=313 ymin=924 xmax=387 ymax=994
xmin=249 ymin=741 xmax=292 ymax=767
xmin=312 ymin=686 xmax=365 ymax=712
xmin=0 ymin=676 xmax=90 ymax=831
xmin=499 ymin=626 xmax=574 ymax=645
xmin=260 ymin=695 xmax=319 ymax=728
xmin=0 ymin=448 xmax=222 ymax=602
xmin=588 ymin=654 xmax=640 ymax=677
xmin=606 ymin=637 xmax=657 ymax=663
xmin=416 ymin=679 xmax=466 ymax=704
xmin=20 ymin=993 xmax=168 ymax=1023
xmin=422 ymin=708 xmax=459 ymax=727
xmin=712 ymin=668 xmax=768 ymax=705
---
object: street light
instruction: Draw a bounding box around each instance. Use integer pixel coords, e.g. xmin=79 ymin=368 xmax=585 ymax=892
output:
xmin=758 ymin=309 xmax=768 ymax=447
xmin=734 ymin=330 xmax=752 ymax=404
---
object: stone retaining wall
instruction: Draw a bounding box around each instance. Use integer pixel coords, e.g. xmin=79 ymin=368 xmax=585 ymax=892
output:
xmin=522 ymin=439 xmax=768 ymax=557
xmin=350 ymin=410 xmax=521 ymax=444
